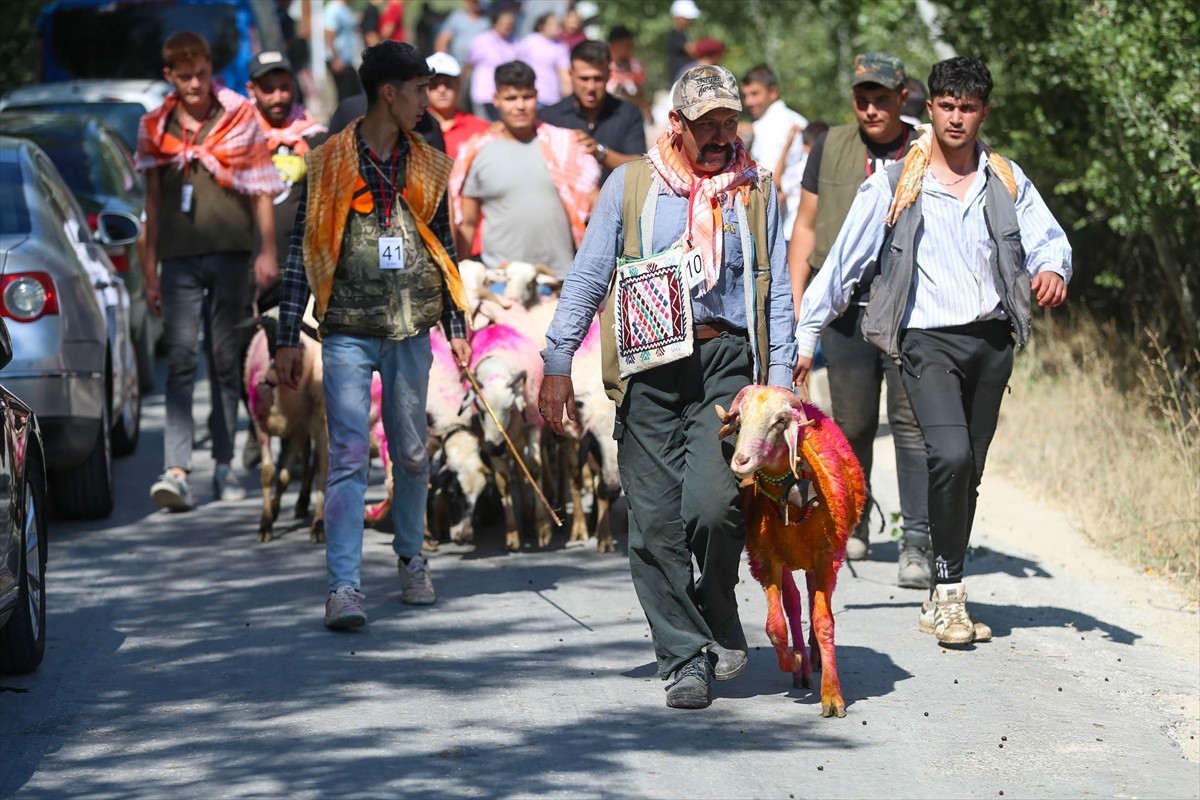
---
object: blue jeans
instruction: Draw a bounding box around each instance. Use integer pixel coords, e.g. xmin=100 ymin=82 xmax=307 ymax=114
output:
xmin=160 ymin=253 xmax=253 ymax=472
xmin=322 ymin=333 xmax=432 ymax=591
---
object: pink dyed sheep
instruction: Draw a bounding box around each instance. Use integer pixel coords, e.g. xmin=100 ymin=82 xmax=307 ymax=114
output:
xmin=244 ymin=322 xmax=328 ymax=543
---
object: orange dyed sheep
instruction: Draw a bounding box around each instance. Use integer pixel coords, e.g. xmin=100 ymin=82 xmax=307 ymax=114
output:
xmin=715 ymin=385 xmax=866 ymax=717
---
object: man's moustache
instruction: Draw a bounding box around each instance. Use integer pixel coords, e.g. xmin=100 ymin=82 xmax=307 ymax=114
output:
xmin=701 ymin=144 xmax=732 ymax=157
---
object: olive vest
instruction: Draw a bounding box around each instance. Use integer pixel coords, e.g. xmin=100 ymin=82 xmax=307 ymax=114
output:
xmin=810 ymin=123 xmax=871 ymax=270
xmin=322 ymin=189 xmax=444 ymax=341
xmin=599 ymin=158 xmax=774 ymax=406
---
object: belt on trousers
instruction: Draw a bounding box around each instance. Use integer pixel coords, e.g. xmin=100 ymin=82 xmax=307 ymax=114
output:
xmin=694 ymin=321 xmax=746 ymax=341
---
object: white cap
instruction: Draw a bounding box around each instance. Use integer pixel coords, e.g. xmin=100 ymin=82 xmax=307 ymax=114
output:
xmin=574 ymin=0 xmax=599 ymax=20
xmin=670 ymin=0 xmax=701 ymax=19
xmin=426 ymin=52 xmax=462 ymax=78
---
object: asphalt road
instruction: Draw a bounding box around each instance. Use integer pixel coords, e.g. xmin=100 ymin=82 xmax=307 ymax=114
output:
xmin=1 ymin=374 xmax=1197 ymax=799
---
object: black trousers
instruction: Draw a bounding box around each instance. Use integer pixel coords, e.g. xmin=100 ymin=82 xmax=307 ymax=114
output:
xmin=899 ymin=322 xmax=1014 ymax=586
xmin=821 ymin=304 xmax=929 ymax=546
xmin=616 ymin=334 xmax=752 ymax=678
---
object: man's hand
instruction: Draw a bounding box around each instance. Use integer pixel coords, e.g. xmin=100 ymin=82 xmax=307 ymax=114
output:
xmin=793 ymin=355 xmax=814 ymax=391
xmin=450 ymin=337 xmax=471 ymax=369
xmin=538 ymin=374 xmax=576 ymax=436
xmin=144 ymin=280 xmax=163 ymax=317
xmin=254 ymin=251 xmax=279 ymax=289
xmin=573 ymin=130 xmax=599 ymax=157
xmin=275 ymin=346 xmax=304 ymax=390
xmin=1032 ymin=271 xmax=1067 ymax=307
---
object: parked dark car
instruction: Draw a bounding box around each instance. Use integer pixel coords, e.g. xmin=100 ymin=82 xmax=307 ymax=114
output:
xmin=0 ymin=318 xmax=48 ymax=674
xmin=0 ymin=135 xmax=141 ymax=519
xmin=0 ymin=111 xmax=157 ymax=392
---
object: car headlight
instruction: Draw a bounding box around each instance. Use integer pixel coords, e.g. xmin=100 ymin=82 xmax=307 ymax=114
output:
xmin=1 ymin=273 xmax=58 ymax=322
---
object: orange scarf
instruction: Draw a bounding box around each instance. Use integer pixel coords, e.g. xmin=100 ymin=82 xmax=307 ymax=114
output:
xmin=448 ymin=122 xmax=599 ymax=248
xmin=135 ymin=84 xmax=284 ymax=196
xmin=302 ymin=121 xmax=468 ymax=321
xmin=645 ymin=130 xmax=757 ymax=293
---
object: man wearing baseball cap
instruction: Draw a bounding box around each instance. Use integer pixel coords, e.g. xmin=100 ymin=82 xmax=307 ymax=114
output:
xmin=424 ymin=52 xmax=488 ymax=159
xmin=787 ymin=52 xmax=931 ymax=588
xmin=539 ymin=65 xmax=797 ymax=709
xmin=245 ymin=51 xmax=327 ymax=303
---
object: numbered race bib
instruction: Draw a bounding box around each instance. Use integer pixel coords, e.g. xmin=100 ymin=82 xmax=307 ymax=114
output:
xmin=612 ymin=244 xmax=694 ymax=378
xmin=379 ymin=236 xmax=405 ymax=270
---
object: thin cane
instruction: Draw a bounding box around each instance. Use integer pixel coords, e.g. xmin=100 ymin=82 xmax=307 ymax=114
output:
xmin=462 ymin=367 xmax=563 ymax=527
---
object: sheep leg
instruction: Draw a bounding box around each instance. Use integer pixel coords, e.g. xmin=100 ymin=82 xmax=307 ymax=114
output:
xmin=760 ymin=562 xmax=794 ymax=674
xmin=806 ymin=570 xmax=821 ymax=674
xmin=294 ymin=437 xmax=313 ymax=519
xmin=310 ymin=421 xmax=328 ymax=544
xmin=568 ymin=441 xmax=590 ymax=543
xmin=496 ymin=464 xmax=521 ymax=551
xmin=272 ymin=436 xmax=300 ymax=523
xmin=257 ymin=426 xmax=278 ymax=542
xmin=364 ymin=426 xmax=393 ymax=524
xmin=782 ymin=568 xmax=812 ymax=689
xmin=594 ymin=491 xmax=614 ymax=553
xmin=527 ymin=435 xmax=552 ymax=549
xmin=810 ymin=555 xmax=845 ymax=718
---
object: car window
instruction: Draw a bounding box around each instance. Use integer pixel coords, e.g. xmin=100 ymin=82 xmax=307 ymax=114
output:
xmin=7 ymin=101 xmax=147 ymax=152
xmin=0 ymin=162 xmax=32 ymax=235
xmin=36 ymin=155 xmax=92 ymax=246
xmin=14 ymin=130 xmax=97 ymax=196
xmin=97 ymin=130 xmax=142 ymax=197
xmin=49 ymin=3 xmax=241 ymax=79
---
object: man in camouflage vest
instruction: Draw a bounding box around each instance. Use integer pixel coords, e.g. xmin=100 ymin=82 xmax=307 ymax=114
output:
xmin=275 ymin=42 xmax=472 ymax=630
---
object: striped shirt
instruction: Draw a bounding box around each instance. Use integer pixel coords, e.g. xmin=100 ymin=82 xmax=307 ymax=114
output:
xmin=277 ymin=127 xmax=467 ymax=350
xmin=795 ymin=150 xmax=1072 ymax=359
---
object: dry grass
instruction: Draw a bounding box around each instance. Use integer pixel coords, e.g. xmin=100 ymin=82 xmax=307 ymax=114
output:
xmin=987 ymin=312 xmax=1200 ymax=603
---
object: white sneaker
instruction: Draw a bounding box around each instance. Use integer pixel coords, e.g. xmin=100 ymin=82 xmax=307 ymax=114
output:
xmin=400 ymin=555 xmax=437 ymax=605
xmin=151 ymin=470 xmax=195 ymax=512
xmin=929 ymin=582 xmax=975 ymax=645
xmin=919 ymin=592 xmax=992 ymax=642
xmin=324 ymin=586 xmax=368 ymax=629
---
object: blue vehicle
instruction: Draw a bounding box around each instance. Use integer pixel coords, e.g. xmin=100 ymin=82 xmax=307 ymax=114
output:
xmin=36 ymin=0 xmax=286 ymax=94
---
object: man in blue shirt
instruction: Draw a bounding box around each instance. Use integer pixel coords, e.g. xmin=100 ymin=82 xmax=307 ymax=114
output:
xmin=540 ymin=65 xmax=796 ymax=709
xmin=795 ymin=57 xmax=1071 ymax=648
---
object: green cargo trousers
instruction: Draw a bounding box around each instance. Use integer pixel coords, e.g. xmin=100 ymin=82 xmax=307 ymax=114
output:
xmin=615 ymin=333 xmax=753 ymax=679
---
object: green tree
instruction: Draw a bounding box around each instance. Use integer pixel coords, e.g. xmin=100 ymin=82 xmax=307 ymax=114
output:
xmin=0 ymin=0 xmax=45 ymax=95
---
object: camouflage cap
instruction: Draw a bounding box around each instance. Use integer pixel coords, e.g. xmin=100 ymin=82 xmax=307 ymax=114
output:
xmin=852 ymin=52 xmax=907 ymax=89
xmin=672 ymin=64 xmax=742 ymax=120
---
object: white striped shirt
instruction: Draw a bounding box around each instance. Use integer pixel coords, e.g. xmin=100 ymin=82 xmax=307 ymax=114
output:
xmin=795 ymin=150 xmax=1072 ymax=358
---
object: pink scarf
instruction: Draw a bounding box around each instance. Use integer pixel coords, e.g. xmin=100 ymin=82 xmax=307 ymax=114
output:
xmin=646 ymin=130 xmax=757 ymax=293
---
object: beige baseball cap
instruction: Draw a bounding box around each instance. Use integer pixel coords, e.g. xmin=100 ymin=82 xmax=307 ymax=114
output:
xmin=672 ymin=64 xmax=743 ymax=120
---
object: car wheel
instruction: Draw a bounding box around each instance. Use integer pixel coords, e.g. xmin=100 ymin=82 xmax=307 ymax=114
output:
xmin=51 ymin=401 xmax=114 ymax=520
xmin=112 ymin=357 xmax=141 ymax=457
xmin=0 ymin=456 xmax=47 ymax=674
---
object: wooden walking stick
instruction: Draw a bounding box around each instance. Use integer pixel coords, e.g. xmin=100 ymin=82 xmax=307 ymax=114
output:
xmin=462 ymin=367 xmax=563 ymax=528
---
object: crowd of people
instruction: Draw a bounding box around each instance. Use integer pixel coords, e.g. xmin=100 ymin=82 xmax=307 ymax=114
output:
xmin=133 ymin=0 xmax=1072 ymax=711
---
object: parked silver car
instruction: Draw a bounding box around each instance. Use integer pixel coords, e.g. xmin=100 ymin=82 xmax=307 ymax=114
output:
xmin=0 ymin=318 xmax=48 ymax=674
xmin=0 ymin=78 xmax=171 ymax=153
xmin=0 ymin=110 xmax=157 ymax=392
xmin=0 ymin=136 xmax=141 ymax=519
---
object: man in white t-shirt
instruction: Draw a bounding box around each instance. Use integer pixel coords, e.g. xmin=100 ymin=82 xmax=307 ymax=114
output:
xmin=742 ymin=64 xmax=807 ymax=240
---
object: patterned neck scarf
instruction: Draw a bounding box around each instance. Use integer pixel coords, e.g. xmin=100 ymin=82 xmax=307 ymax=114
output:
xmin=135 ymin=84 xmax=284 ymax=197
xmin=645 ymin=129 xmax=757 ymax=293
xmin=255 ymin=103 xmax=327 ymax=156
xmin=885 ymin=124 xmax=1018 ymax=227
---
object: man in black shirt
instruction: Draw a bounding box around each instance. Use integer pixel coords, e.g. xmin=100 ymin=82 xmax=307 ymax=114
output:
xmin=540 ymin=40 xmax=647 ymax=185
xmin=787 ymin=52 xmax=931 ymax=589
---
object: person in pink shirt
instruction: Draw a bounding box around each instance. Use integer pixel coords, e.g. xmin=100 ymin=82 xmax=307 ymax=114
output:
xmin=517 ymin=13 xmax=570 ymax=107
xmin=467 ymin=6 xmax=518 ymax=120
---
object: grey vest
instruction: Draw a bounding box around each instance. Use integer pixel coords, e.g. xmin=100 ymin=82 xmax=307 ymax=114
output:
xmin=322 ymin=193 xmax=444 ymax=340
xmin=861 ymin=158 xmax=1030 ymax=362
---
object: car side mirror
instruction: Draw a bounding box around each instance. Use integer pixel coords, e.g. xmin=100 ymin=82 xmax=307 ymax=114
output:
xmin=95 ymin=210 xmax=141 ymax=247
xmin=0 ymin=318 xmax=12 ymax=371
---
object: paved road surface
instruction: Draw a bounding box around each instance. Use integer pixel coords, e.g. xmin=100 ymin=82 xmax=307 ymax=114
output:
xmin=2 ymin=377 xmax=1197 ymax=799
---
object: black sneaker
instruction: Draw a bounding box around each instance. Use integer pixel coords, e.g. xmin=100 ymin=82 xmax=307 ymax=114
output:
xmin=708 ymin=617 xmax=749 ymax=681
xmin=664 ymin=654 xmax=713 ymax=709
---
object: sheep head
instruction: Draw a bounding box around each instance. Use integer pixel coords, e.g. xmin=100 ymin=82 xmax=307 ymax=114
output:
xmin=716 ymin=385 xmax=813 ymax=481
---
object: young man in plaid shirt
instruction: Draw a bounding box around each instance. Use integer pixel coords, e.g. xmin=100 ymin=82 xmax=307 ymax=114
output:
xmin=275 ymin=42 xmax=472 ymax=629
